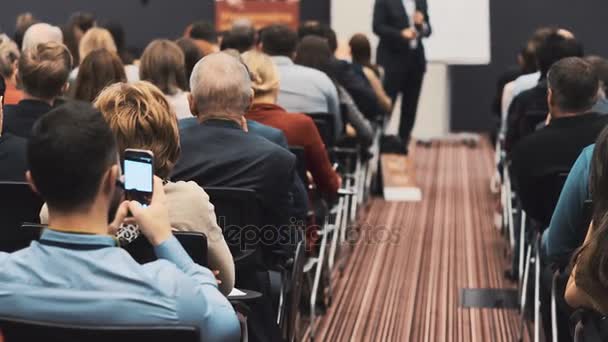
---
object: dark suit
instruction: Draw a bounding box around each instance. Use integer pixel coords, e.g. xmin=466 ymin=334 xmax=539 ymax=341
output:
xmin=2 ymin=100 xmax=53 ymax=139
xmin=506 ymin=79 xmax=549 ymax=151
xmin=0 ymin=133 xmax=27 ymax=182
xmin=373 ymin=0 xmax=431 ymax=143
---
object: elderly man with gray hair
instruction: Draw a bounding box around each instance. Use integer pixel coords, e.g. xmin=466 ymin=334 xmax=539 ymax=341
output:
xmin=21 ymin=23 xmax=63 ymax=52
xmin=172 ymin=51 xmax=298 ymax=342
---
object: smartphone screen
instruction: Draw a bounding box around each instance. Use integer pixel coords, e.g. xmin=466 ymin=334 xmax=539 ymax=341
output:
xmin=124 ymin=149 xmax=154 ymax=205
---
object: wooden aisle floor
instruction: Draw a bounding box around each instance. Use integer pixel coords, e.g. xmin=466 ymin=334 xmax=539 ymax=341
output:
xmin=308 ymin=139 xmax=529 ymax=342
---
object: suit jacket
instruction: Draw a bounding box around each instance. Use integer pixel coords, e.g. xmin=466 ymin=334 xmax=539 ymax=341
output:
xmin=172 ymin=119 xmax=297 ymax=240
xmin=247 ymin=103 xmax=341 ymax=196
xmin=0 ymin=133 xmax=27 ymax=182
xmin=373 ymin=0 xmax=431 ymax=71
xmin=2 ymin=99 xmax=53 ymax=139
xmin=506 ymin=80 xmax=549 ymax=151
xmin=178 ymin=117 xmax=308 ymax=221
xmin=511 ymin=113 xmax=608 ymax=226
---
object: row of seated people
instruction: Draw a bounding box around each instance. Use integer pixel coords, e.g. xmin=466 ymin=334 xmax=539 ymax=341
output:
xmin=495 ymin=27 xmax=608 ymax=341
xmin=0 ymin=15 xmax=384 ymax=342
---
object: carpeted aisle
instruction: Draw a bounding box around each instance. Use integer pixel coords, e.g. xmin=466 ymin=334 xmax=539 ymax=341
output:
xmin=308 ymin=139 xmax=528 ymax=342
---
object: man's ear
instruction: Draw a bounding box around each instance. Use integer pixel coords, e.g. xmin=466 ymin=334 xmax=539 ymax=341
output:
xmin=188 ymin=93 xmax=199 ymax=117
xmin=61 ymin=82 xmax=70 ymax=95
xmin=25 ymin=171 xmax=40 ymax=195
xmin=547 ymin=88 xmax=554 ymax=108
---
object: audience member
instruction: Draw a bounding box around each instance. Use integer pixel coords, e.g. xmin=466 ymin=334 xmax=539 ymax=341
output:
xmin=565 ymin=131 xmax=608 ymax=315
xmin=176 ymin=37 xmax=205 ymax=86
xmin=349 ymin=33 xmax=392 ymax=113
xmin=94 ymin=81 xmax=235 ymax=295
xmin=0 ymin=35 xmax=23 ymax=105
xmin=585 ymin=55 xmax=608 ymax=114
xmin=62 ymin=12 xmax=96 ymax=66
xmin=501 ymin=27 xmax=555 ymax=117
xmin=13 ymin=12 xmax=38 ymax=50
xmin=506 ymin=30 xmax=583 ymax=150
xmin=243 ymin=50 xmax=341 ymax=196
xmin=172 ymin=52 xmax=297 ymax=342
xmin=3 ymin=42 xmax=72 ymax=139
xmin=511 ymin=57 xmax=608 ymax=227
xmin=73 ymin=49 xmax=127 ymax=103
xmin=220 ymin=25 xmax=256 ymax=53
xmin=69 ymin=27 xmax=118 ymax=82
xmin=260 ymin=24 xmax=342 ymax=137
xmin=0 ymin=85 xmax=27 ymax=181
xmin=21 ymin=22 xmax=63 ymax=52
xmin=0 ymin=102 xmax=240 ymax=342
xmin=100 ymin=20 xmax=139 ymax=83
xmin=295 ymin=36 xmax=374 ymax=147
xmin=140 ymin=39 xmax=192 ymax=120
xmin=300 ymin=23 xmax=384 ymax=121
xmin=187 ymin=21 xmax=219 ymax=56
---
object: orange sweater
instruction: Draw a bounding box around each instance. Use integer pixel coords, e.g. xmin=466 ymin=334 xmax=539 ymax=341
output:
xmin=246 ymin=103 xmax=340 ymax=195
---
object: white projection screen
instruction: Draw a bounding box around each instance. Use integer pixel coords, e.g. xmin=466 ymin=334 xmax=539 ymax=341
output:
xmin=331 ymin=0 xmax=491 ymax=65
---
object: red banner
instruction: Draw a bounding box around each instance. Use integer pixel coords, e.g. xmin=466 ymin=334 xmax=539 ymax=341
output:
xmin=215 ymin=0 xmax=300 ymax=32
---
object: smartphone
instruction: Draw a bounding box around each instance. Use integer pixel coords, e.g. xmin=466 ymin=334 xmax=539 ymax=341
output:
xmin=123 ymin=149 xmax=154 ymax=206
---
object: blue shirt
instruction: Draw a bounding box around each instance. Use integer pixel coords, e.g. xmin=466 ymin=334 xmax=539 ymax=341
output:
xmin=272 ymin=56 xmax=342 ymax=137
xmin=0 ymin=229 xmax=240 ymax=342
xmin=542 ymin=145 xmax=594 ymax=265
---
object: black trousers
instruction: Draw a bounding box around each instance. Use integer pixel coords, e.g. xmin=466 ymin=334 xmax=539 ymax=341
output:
xmin=383 ymin=57 xmax=426 ymax=143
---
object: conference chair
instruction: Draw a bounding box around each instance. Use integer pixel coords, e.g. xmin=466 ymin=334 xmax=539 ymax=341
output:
xmin=289 ymin=146 xmax=308 ymax=186
xmin=518 ymin=170 xmax=571 ymax=342
xmin=0 ymin=182 xmax=44 ymax=252
xmin=278 ymin=240 xmax=306 ymax=342
xmin=570 ymin=309 xmax=608 ymax=342
xmin=125 ymin=231 xmax=208 ymax=267
xmin=306 ymin=112 xmax=337 ymax=148
xmin=0 ymin=317 xmax=199 ymax=342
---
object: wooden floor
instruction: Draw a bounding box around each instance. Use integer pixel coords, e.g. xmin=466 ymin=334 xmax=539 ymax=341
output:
xmin=308 ymin=139 xmax=528 ymax=341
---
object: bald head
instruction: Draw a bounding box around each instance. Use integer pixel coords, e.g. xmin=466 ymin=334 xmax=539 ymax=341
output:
xmin=22 ymin=23 xmax=63 ymax=52
xmin=189 ymin=52 xmax=252 ymax=118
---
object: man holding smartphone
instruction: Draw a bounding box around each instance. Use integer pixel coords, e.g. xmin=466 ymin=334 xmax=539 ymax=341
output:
xmin=374 ymin=0 xmax=431 ymax=154
xmin=0 ymin=102 xmax=240 ymax=342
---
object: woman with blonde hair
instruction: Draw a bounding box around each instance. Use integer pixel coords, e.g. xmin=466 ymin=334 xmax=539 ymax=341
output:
xmin=242 ymin=50 xmax=341 ymax=197
xmin=139 ymin=39 xmax=192 ymax=120
xmin=95 ymin=81 xmax=234 ymax=295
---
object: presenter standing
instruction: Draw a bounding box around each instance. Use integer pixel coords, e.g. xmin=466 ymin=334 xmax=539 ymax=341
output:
xmin=373 ymin=0 xmax=431 ymax=154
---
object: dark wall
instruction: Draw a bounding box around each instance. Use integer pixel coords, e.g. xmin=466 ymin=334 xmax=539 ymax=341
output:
xmin=450 ymin=0 xmax=608 ymax=132
xmin=0 ymin=0 xmax=330 ymax=51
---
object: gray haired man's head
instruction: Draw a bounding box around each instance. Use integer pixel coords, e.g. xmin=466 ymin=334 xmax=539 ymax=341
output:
xmin=189 ymin=52 xmax=252 ymax=119
xmin=21 ymin=23 xmax=63 ymax=52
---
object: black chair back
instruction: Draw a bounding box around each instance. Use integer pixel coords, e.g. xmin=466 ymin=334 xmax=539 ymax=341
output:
xmin=125 ymin=232 xmax=208 ymax=267
xmin=524 ymin=169 xmax=571 ymax=228
xmin=289 ymin=146 xmax=307 ymax=185
xmin=307 ymin=113 xmax=336 ymax=147
xmin=0 ymin=317 xmax=199 ymax=342
xmin=280 ymin=240 xmax=306 ymax=342
xmin=0 ymin=182 xmax=44 ymax=252
xmin=571 ymin=309 xmax=608 ymax=342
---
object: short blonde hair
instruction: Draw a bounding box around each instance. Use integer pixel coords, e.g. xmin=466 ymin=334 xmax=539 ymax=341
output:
xmin=79 ymin=27 xmax=117 ymax=62
xmin=0 ymin=35 xmax=19 ymax=78
xmin=94 ymin=81 xmax=180 ymax=179
xmin=241 ymin=50 xmax=279 ymax=97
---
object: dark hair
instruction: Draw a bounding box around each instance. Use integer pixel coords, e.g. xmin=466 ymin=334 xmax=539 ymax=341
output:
xmin=28 ymin=102 xmax=117 ymax=212
xmin=140 ymin=39 xmax=188 ymax=95
xmin=175 ymin=38 xmax=204 ymax=87
xmin=220 ymin=26 xmax=256 ymax=53
xmin=519 ymin=45 xmax=537 ymax=74
xmin=261 ymin=24 xmax=298 ymax=57
xmin=590 ymin=126 xmax=608 ymax=226
xmin=294 ymin=35 xmax=333 ymax=77
xmin=63 ymin=12 xmax=96 ymax=65
xmin=13 ymin=12 xmax=38 ymax=50
xmin=537 ymin=32 xmax=583 ymax=76
xmin=100 ymin=20 xmax=135 ymax=65
xmin=547 ymin=57 xmax=598 ymax=113
xmin=297 ymin=21 xmax=338 ymax=53
xmin=585 ymin=56 xmax=608 ymax=95
xmin=349 ymin=34 xmax=374 ymax=69
xmin=74 ymin=49 xmax=127 ymax=102
xmin=190 ymin=21 xmax=218 ymax=43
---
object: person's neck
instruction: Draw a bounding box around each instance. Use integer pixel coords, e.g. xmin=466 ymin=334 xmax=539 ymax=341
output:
xmin=47 ymin=207 xmax=109 ymax=236
xmin=551 ymin=109 xmax=587 ymax=120
xmin=253 ymin=95 xmax=276 ymax=105
xmin=198 ymin=114 xmax=243 ymax=128
xmin=22 ymin=93 xmax=54 ymax=106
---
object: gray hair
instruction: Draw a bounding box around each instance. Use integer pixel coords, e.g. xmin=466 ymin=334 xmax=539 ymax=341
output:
xmin=189 ymin=52 xmax=252 ymax=117
xmin=0 ymin=35 xmax=19 ymax=78
xmin=22 ymin=23 xmax=63 ymax=52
